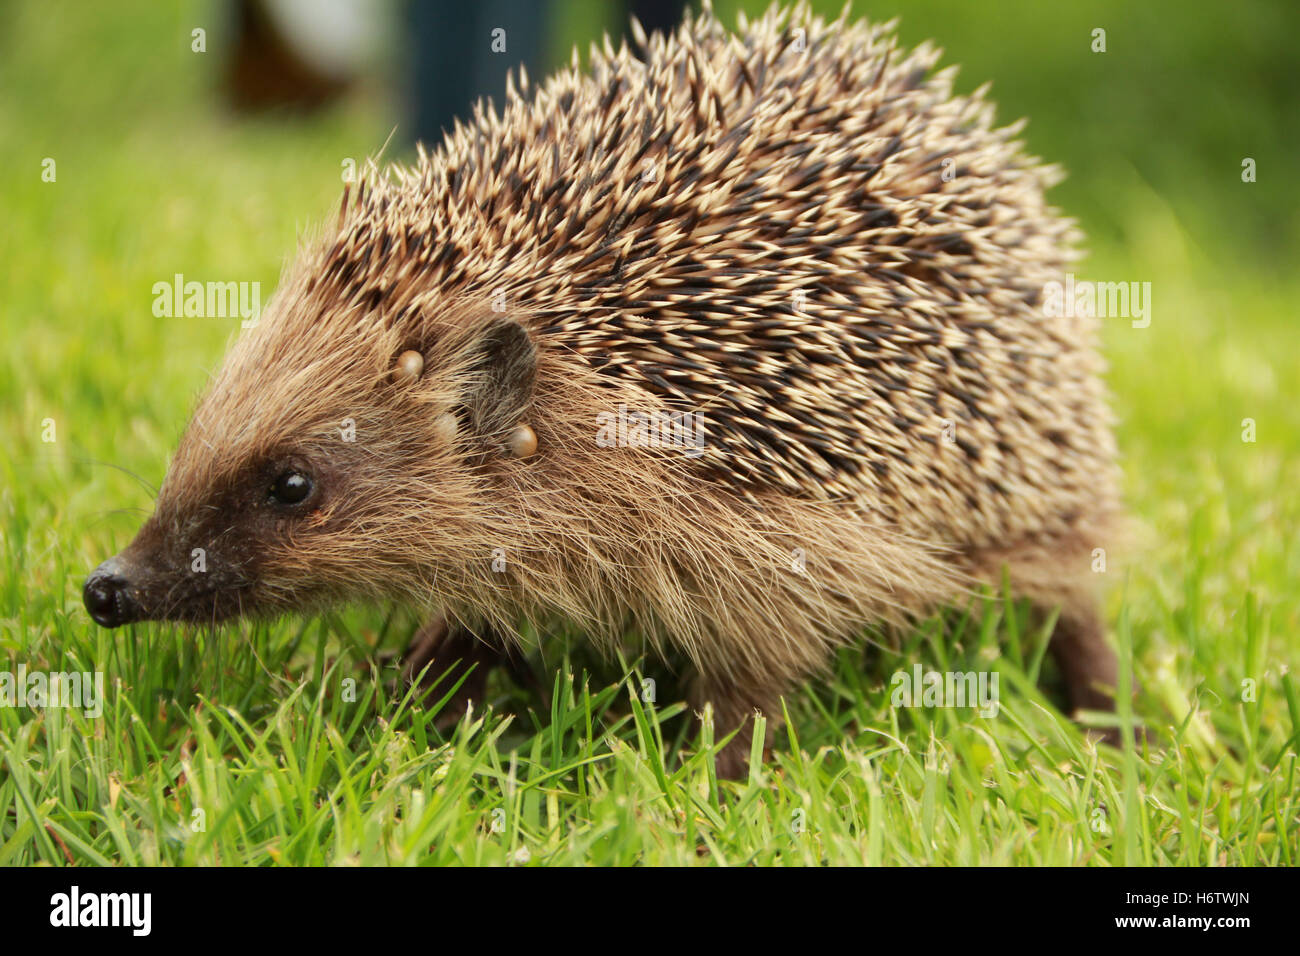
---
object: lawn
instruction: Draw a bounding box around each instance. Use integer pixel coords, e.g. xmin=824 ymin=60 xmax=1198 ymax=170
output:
xmin=0 ymin=0 xmax=1296 ymax=865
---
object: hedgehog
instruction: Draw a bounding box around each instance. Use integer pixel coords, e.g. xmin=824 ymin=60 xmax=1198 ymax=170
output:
xmin=83 ymin=3 xmax=1122 ymax=776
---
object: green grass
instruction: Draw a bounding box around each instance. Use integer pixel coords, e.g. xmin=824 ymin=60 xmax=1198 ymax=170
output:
xmin=1 ymin=0 xmax=1296 ymax=865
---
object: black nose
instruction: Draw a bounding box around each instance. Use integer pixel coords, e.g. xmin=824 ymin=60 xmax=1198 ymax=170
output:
xmin=83 ymin=564 xmax=138 ymax=628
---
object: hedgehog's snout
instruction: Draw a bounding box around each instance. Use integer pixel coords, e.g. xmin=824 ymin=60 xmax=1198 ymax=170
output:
xmin=83 ymin=556 xmax=141 ymax=628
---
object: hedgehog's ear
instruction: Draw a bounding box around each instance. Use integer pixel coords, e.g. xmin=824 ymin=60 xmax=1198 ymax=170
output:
xmin=460 ymin=315 xmax=537 ymax=443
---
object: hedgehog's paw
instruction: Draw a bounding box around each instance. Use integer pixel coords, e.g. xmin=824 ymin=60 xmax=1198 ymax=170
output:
xmin=401 ymin=615 xmax=533 ymax=729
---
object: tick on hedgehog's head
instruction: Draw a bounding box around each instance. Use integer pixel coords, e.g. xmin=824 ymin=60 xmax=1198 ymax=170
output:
xmin=83 ymin=282 xmax=541 ymax=628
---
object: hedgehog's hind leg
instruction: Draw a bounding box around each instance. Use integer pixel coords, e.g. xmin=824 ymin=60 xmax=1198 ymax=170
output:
xmin=970 ymin=536 xmax=1123 ymax=739
xmin=402 ymin=614 xmax=537 ymax=728
xmin=690 ymin=670 xmax=787 ymax=779
xmin=1047 ymin=597 xmax=1120 ymax=721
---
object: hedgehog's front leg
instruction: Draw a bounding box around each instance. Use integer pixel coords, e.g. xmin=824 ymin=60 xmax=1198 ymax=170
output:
xmin=402 ymin=615 xmax=535 ymax=727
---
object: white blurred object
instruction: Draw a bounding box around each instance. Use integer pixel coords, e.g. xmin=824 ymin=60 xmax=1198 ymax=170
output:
xmin=258 ymin=0 xmax=389 ymax=78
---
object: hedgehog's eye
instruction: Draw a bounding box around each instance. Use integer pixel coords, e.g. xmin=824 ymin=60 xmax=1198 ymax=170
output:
xmin=269 ymin=470 xmax=313 ymax=507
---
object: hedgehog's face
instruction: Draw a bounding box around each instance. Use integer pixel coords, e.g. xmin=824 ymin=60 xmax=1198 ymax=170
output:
xmin=83 ymin=308 xmax=538 ymax=629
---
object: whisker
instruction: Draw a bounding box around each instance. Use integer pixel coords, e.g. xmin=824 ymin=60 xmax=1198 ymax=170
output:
xmin=74 ymin=457 xmax=159 ymax=498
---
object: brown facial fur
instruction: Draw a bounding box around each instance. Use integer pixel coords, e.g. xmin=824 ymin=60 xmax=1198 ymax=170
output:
xmin=92 ymin=4 xmax=1123 ymax=773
